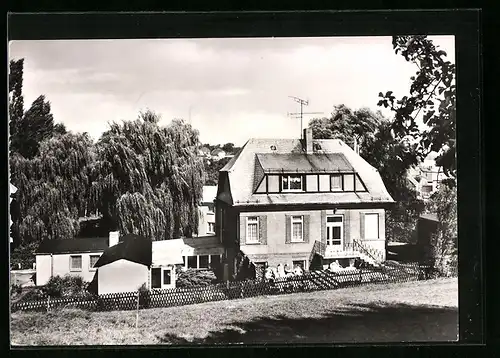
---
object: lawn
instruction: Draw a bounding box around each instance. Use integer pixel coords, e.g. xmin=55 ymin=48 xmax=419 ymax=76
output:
xmin=10 ymin=277 xmax=458 ymax=346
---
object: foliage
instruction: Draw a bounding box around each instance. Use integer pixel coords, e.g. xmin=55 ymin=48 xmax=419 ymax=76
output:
xmin=10 ymin=242 xmax=38 ymax=269
xmin=309 ymin=105 xmax=425 ymax=243
xmin=378 ymin=35 xmax=456 ymax=181
xmin=309 ymin=105 xmax=384 ymax=154
xmin=92 ymin=110 xmax=205 ymax=240
xmin=222 ymin=143 xmax=235 ymax=153
xmin=10 ymin=132 xmax=96 ymax=244
xmin=41 ymin=274 xmax=93 ymax=299
xmin=424 ymin=185 xmax=458 ymax=276
xmin=233 ymin=251 xmax=256 ymax=281
xmin=204 ymin=156 xmax=231 ymax=186
xmin=9 ymin=59 xmax=25 ymax=157
xmin=176 ymin=269 xmax=218 ymax=288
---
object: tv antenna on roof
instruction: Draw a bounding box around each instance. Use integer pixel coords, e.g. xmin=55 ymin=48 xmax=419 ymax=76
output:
xmin=288 ymin=96 xmax=323 ymax=139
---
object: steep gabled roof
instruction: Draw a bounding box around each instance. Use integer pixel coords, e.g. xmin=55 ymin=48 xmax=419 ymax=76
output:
xmin=218 ymin=137 xmax=394 ymax=206
xmin=94 ymin=234 xmax=152 ymax=268
xmin=36 ymin=237 xmax=108 ymax=255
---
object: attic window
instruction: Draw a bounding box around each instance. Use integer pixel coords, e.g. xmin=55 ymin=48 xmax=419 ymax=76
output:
xmin=270 ymin=145 xmax=277 ymax=151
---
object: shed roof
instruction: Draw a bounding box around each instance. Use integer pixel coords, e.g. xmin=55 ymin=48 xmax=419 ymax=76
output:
xmin=36 ymin=237 xmax=109 ymax=255
xmin=94 ymin=235 xmax=152 ymax=268
xmin=419 ymin=213 xmax=439 ymax=222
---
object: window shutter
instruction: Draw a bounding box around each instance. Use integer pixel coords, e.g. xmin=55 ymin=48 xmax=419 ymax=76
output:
xmin=360 ymin=212 xmax=365 ymax=240
xmin=240 ymin=216 xmax=246 ymax=245
xmin=259 ymin=215 xmax=267 ymax=245
xmin=285 ymin=215 xmax=291 ymax=244
xmin=320 ymin=210 xmax=326 ymax=245
xmin=303 ymin=215 xmax=310 ymax=243
xmin=344 ymin=211 xmax=351 ymax=245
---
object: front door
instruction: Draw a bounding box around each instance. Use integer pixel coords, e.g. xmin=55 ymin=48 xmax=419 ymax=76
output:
xmin=326 ymin=215 xmax=343 ymax=249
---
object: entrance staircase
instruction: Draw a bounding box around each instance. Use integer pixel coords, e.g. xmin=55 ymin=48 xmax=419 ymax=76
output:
xmin=310 ymin=239 xmax=385 ymax=269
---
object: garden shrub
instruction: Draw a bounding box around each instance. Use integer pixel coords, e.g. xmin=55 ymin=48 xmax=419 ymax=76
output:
xmin=138 ymin=283 xmax=151 ymax=308
xmin=42 ymin=274 xmax=93 ymax=299
xmin=176 ymin=269 xmax=218 ymax=288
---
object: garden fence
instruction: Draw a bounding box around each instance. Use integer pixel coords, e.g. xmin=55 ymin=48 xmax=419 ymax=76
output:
xmin=11 ymin=264 xmax=433 ymax=313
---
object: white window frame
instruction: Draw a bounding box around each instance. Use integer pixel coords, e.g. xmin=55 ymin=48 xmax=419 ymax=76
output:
xmin=70 ymin=255 xmax=82 ymax=272
xmin=364 ymin=213 xmax=380 ymax=239
xmin=326 ymin=215 xmax=344 ymax=247
xmin=282 ymin=175 xmax=304 ymax=192
xmin=246 ymin=217 xmax=260 ymax=243
xmin=89 ymin=254 xmax=101 ymax=271
xmin=151 ymin=266 xmax=175 ymax=290
xmin=291 ymin=215 xmax=304 ymax=242
xmin=207 ymin=221 xmax=215 ymax=234
xmin=330 ymin=174 xmax=343 ymax=191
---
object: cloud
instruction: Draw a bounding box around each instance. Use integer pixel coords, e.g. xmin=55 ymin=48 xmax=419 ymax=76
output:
xmin=9 ymin=36 xmax=455 ymax=146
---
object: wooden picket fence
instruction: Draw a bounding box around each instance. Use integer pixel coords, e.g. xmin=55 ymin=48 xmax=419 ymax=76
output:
xmin=11 ymin=264 xmax=431 ymax=313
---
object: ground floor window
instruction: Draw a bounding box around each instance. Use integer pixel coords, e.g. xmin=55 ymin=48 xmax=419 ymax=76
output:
xmin=293 ymin=260 xmax=306 ymax=270
xmin=199 ymin=255 xmax=209 ymax=269
xmin=151 ymin=267 xmax=174 ymax=289
xmin=70 ymin=255 xmax=82 ymax=271
xmin=183 ymin=254 xmax=223 ymax=270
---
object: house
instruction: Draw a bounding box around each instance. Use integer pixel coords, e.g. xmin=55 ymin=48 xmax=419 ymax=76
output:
xmin=35 ymin=236 xmax=109 ymax=286
xmin=407 ymin=153 xmax=448 ymax=200
xmin=198 ymin=146 xmax=211 ymax=157
xmin=89 ymin=233 xmax=155 ymax=295
xmin=89 ymin=234 xmax=224 ymax=294
xmin=197 ymin=185 xmax=217 ymax=237
xmin=215 ymin=128 xmax=395 ymax=277
xmin=211 ymin=148 xmax=226 ymax=160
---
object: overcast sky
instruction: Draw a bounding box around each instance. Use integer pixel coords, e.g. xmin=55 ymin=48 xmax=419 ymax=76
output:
xmin=9 ymin=36 xmax=455 ymax=146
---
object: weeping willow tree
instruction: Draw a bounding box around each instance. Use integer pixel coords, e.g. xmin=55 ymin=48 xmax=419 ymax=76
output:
xmin=92 ymin=110 xmax=205 ymax=241
xmin=10 ymin=132 xmax=96 ymax=245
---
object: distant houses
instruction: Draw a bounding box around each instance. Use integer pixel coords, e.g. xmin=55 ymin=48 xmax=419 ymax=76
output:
xmin=407 ymin=153 xmax=448 ymax=200
xmin=197 ymin=185 xmax=217 ymax=237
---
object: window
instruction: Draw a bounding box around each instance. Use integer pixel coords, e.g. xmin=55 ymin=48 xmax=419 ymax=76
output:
xmin=163 ymin=269 xmax=172 ymax=285
xmin=210 ymin=255 xmax=221 ymax=268
xmin=246 ymin=217 xmax=259 ymax=243
xmin=421 ymin=185 xmax=433 ymax=194
xmin=355 ymin=174 xmax=367 ymax=191
xmin=326 ymin=216 xmax=343 ymax=246
xmin=291 ymin=216 xmax=304 ymax=242
xmin=364 ymin=213 xmax=379 ymax=239
xmin=89 ymin=255 xmax=100 ymax=270
xmin=207 ymin=222 xmax=215 ymax=234
xmin=187 ymin=256 xmax=197 ymax=269
xmin=293 ymin=260 xmax=305 ymax=270
xmin=199 ymin=255 xmax=209 ymax=269
xmin=282 ymin=175 xmax=303 ymax=192
xmin=330 ymin=174 xmax=342 ymax=191
xmin=343 ymin=174 xmax=355 ymax=191
xmin=70 ymin=255 xmax=82 ymax=271
xmin=151 ymin=268 xmax=162 ymax=288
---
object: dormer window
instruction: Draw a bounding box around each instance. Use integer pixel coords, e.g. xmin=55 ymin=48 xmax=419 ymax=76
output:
xmin=282 ymin=175 xmax=303 ymax=192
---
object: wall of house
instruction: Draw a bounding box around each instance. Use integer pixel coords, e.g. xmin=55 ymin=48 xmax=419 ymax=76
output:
xmin=197 ymin=204 xmax=216 ymax=237
xmin=238 ymin=207 xmax=386 ymax=268
xmin=35 ymin=251 xmax=103 ymax=286
xmin=97 ymin=259 xmax=149 ymax=295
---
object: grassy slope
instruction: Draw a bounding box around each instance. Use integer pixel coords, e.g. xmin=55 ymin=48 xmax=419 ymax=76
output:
xmin=11 ymin=278 xmax=458 ymax=346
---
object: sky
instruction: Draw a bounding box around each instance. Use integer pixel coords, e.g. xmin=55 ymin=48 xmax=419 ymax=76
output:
xmin=8 ymin=36 xmax=455 ymax=146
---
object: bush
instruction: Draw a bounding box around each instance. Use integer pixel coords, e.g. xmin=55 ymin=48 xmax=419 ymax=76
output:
xmin=138 ymin=283 xmax=151 ymax=308
xmin=42 ymin=274 xmax=93 ymax=299
xmin=176 ymin=269 xmax=218 ymax=288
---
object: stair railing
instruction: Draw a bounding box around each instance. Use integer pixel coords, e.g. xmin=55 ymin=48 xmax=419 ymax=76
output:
xmin=352 ymin=239 xmax=384 ymax=265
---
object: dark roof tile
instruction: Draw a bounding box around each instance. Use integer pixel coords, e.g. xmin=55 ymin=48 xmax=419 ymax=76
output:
xmin=36 ymin=237 xmax=108 ymax=254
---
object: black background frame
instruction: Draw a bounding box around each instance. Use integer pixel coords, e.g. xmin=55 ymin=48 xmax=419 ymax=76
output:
xmin=5 ymin=9 xmax=485 ymax=355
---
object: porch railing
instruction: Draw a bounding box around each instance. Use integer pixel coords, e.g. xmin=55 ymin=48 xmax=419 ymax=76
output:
xmin=352 ymin=239 xmax=385 ymax=264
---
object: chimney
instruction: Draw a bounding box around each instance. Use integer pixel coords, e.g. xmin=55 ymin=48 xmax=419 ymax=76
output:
xmin=303 ymin=128 xmax=313 ymax=154
xmin=109 ymin=231 xmax=119 ymax=247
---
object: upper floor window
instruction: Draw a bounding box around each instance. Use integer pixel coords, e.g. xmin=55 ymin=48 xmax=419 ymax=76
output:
xmin=282 ymin=175 xmax=303 ymax=192
xmin=330 ymin=174 xmax=342 ymax=191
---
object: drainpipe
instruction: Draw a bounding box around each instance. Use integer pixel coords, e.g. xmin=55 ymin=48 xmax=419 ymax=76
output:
xmin=50 ymin=254 xmax=54 ymax=278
